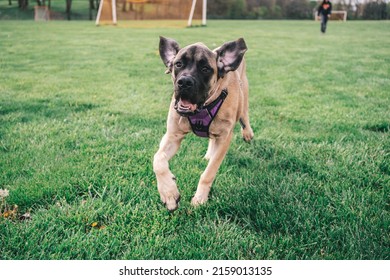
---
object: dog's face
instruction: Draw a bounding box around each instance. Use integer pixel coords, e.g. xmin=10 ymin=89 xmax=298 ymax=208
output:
xmin=159 ymin=37 xmax=247 ymax=115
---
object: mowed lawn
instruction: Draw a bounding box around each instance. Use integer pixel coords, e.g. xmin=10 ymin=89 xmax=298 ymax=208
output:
xmin=0 ymin=20 xmax=389 ymax=260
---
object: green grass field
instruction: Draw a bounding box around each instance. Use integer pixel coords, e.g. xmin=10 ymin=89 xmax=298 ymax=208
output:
xmin=0 ymin=20 xmax=389 ymax=260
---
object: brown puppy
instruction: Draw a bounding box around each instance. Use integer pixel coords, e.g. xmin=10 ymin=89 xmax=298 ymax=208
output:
xmin=153 ymin=37 xmax=254 ymax=211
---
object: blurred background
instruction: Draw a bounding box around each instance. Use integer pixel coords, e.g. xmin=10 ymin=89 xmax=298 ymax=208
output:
xmin=1 ymin=0 xmax=389 ymax=21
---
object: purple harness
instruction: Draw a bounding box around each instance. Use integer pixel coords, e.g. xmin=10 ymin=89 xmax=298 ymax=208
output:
xmin=188 ymin=89 xmax=228 ymax=138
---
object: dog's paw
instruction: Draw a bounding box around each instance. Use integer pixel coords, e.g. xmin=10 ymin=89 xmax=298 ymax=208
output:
xmin=191 ymin=195 xmax=208 ymax=207
xmin=242 ymin=127 xmax=254 ymax=142
xmin=160 ymin=192 xmax=181 ymax=212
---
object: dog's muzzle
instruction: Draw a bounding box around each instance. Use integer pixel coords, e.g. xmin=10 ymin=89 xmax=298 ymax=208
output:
xmin=174 ymin=75 xmax=202 ymax=116
xmin=174 ymin=99 xmax=200 ymax=116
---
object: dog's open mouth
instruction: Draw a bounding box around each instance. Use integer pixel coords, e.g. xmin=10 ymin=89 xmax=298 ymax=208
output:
xmin=175 ymin=99 xmax=198 ymax=115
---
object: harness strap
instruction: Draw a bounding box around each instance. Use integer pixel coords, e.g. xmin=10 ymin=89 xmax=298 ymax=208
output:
xmin=188 ymin=89 xmax=228 ymax=137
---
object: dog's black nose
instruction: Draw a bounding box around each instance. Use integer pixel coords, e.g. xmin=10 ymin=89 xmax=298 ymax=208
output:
xmin=177 ymin=76 xmax=194 ymax=89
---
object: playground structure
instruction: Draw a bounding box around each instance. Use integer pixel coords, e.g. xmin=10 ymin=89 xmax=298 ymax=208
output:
xmin=95 ymin=0 xmax=206 ymax=26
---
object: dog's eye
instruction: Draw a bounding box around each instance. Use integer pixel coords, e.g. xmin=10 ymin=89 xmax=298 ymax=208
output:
xmin=175 ymin=61 xmax=183 ymax=68
xmin=201 ymin=66 xmax=211 ymax=73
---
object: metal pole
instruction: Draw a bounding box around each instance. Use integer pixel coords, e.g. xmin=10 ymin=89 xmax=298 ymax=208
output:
xmin=95 ymin=0 xmax=104 ymax=25
xmin=187 ymin=0 xmax=197 ymax=27
xmin=112 ymin=0 xmax=117 ymax=25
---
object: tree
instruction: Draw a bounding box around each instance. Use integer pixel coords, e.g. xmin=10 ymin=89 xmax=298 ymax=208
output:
xmin=363 ymin=0 xmax=388 ymax=19
xmin=66 ymin=0 xmax=72 ymax=20
xmin=285 ymin=0 xmax=311 ymax=19
xmin=18 ymin=0 xmax=28 ymax=10
xmin=208 ymin=0 xmax=234 ymax=19
xmin=229 ymin=0 xmax=248 ymax=18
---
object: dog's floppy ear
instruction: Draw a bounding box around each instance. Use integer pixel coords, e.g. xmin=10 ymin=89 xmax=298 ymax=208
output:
xmin=214 ymin=38 xmax=247 ymax=79
xmin=159 ymin=36 xmax=180 ymax=74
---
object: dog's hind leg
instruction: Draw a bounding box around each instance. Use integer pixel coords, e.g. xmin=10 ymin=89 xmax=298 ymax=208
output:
xmin=240 ymin=115 xmax=254 ymax=142
xmin=153 ymin=133 xmax=183 ymax=211
xmin=239 ymin=67 xmax=254 ymax=142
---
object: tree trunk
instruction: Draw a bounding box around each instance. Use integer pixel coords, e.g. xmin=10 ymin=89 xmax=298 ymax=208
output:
xmin=66 ymin=0 xmax=72 ymax=20
xmin=89 ymin=0 xmax=96 ymax=20
xmin=19 ymin=0 xmax=28 ymax=10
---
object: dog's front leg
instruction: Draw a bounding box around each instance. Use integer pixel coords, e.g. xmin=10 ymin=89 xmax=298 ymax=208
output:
xmin=153 ymin=133 xmax=183 ymax=211
xmin=191 ymin=132 xmax=233 ymax=206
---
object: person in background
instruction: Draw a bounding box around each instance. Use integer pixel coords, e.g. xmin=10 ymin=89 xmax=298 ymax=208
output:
xmin=317 ymin=0 xmax=332 ymax=33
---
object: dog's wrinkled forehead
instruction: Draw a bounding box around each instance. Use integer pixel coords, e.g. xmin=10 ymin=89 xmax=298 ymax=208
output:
xmin=176 ymin=43 xmax=215 ymax=65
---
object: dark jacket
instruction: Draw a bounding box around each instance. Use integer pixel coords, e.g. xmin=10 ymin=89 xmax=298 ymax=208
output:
xmin=318 ymin=0 xmax=332 ymax=16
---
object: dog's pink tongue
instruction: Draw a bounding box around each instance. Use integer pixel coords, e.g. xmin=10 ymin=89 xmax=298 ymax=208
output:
xmin=179 ymin=99 xmax=197 ymax=112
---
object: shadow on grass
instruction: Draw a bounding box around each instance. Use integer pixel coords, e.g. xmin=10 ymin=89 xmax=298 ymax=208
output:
xmin=363 ymin=122 xmax=390 ymax=133
xmin=208 ymin=138 xmax=388 ymax=258
xmin=0 ymin=98 xmax=99 ymax=124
